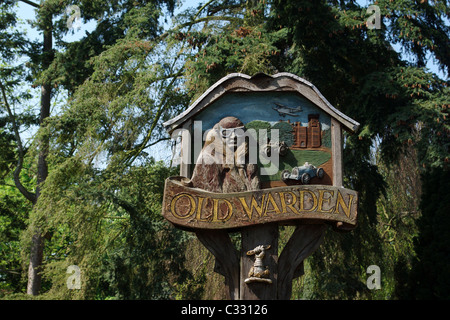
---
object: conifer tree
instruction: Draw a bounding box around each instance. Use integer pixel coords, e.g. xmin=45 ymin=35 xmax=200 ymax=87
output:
xmin=1 ymin=0 xmax=448 ymax=299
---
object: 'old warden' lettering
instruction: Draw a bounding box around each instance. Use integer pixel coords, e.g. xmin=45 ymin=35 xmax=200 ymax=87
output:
xmin=162 ymin=177 xmax=358 ymax=230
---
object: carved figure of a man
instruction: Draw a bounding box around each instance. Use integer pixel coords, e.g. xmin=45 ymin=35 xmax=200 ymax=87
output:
xmin=189 ymin=116 xmax=260 ymax=193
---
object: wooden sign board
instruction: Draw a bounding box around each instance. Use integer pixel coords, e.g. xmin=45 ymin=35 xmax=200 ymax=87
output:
xmin=162 ymin=176 xmax=358 ymax=230
xmin=162 ymin=72 xmax=360 ymax=300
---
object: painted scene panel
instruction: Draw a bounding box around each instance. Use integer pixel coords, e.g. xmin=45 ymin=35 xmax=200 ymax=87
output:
xmin=193 ymin=92 xmax=333 ymax=188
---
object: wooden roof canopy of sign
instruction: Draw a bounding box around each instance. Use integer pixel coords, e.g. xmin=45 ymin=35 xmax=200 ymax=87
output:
xmin=163 ymin=72 xmax=360 ymax=133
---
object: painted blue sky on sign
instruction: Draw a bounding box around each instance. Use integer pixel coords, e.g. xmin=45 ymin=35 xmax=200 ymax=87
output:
xmin=194 ymin=92 xmax=331 ymax=130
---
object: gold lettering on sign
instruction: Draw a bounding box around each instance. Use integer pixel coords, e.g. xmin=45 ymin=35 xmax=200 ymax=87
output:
xmin=171 ymin=193 xmax=196 ymax=219
xmin=266 ymin=193 xmax=282 ymax=215
xmin=279 ymin=191 xmax=299 ymax=214
xmin=239 ymin=195 xmax=266 ymax=220
xmin=196 ymin=197 xmax=209 ymax=221
xmin=318 ymin=190 xmax=335 ymax=213
xmin=212 ymin=198 xmax=233 ymax=222
xmin=299 ymin=189 xmax=317 ymax=212
xmin=334 ymin=192 xmax=354 ymax=218
xmin=163 ymin=177 xmax=358 ymax=229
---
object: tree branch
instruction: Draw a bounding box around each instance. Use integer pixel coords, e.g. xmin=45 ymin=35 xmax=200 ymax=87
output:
xmin=0 ymin=269 xmax=21 ymax=275
xmin=145 ymin=136 xmax=170 ymax=148
xmin=106 ymin=192 xmax=139 ymax=218
xmin=159 ymin=15 xmax=242 ymax=42
xmin=19 ymin=0 xmax=39 ymax=8
xmin=124 ymin=68 xmax=185 ymax=166
xmin=0 ymin=81 xmax=36 ymax=203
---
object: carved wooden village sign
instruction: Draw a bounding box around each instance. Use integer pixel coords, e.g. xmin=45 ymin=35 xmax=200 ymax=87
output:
xmin=162 ymin=73 xmax=360 ymax=300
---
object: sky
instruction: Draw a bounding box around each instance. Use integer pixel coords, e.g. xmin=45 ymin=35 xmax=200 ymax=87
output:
xmin=16 ymin=0 xmax=447 ymax=78
xmin=16 ymin=0 xmax=193 ymax=42
xmin=13 ymin=0 xmax=448 ymax=165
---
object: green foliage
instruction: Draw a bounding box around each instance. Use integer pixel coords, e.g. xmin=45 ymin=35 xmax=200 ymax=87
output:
xmin=180 ymin=0 xmax=283 ymax=98
xmin=373 ymin=145 xmax=421 ymax=299
xmin=406 ymin=168 xmax=450 ymax=299
xmin=1 ymin=0 xmax=191 ymax=299
xmin=33 ymin=159 xmax=192 ymax=299
xmin=0 ymin=129 xmax=15 ymax=179
xmin=245 ymin=120 xmax=272 ymax=141
xmin=0 ymin=0 xmax=448 ymax=300
xmin=0 ymin=183 xmax=31 ymax=296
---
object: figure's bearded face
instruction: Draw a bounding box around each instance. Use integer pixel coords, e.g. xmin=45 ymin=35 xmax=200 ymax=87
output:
xmin=219 ymin=125 xmax=245 ymax=149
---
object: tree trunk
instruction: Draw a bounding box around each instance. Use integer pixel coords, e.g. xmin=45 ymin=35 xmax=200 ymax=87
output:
xmin=26 ymin=233 xmax=44 ymax=295
xmin=26 ymin=11 xmax=52 ymax=296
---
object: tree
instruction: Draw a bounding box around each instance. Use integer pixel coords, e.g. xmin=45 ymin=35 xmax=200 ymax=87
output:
xmin=0 ymin=0 xmax=39 ymax=295
xmin=1 ymin=0 xmax=448 ymax=299
xmin=375 ymin=142 xmax=421 ymax=299
xmin=1 ymin=0 xmax=183 ymax=297
xmin=406 ymin=168 xmax=450 ymax=299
